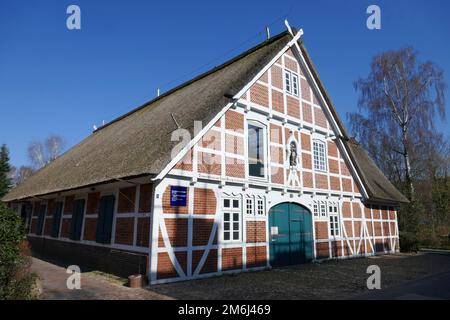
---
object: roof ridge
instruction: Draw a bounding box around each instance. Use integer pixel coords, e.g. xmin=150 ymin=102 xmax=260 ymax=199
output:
xmin=94 ymin=30 xmax=291 ymax=133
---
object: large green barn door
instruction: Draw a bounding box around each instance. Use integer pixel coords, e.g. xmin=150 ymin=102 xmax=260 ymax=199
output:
xmin=269 ymin=203 xmax=313 ymax=267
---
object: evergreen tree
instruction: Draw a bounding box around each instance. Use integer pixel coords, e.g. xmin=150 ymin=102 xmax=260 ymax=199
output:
xmin=0 ymin=144 xmax=12 ymax=198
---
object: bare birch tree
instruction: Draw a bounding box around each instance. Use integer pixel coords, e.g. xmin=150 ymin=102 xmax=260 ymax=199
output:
xmin=27 ymin=135 xmax=65 ymax=169
xmin=349 ymin=47 xmax=446 ymax=200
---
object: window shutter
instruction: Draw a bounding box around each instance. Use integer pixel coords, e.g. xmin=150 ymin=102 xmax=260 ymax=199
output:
xmin=70 ymin=199 xmax=85 ymax=241
xmin=51 ymin=202 xmax=63 ymax=238
xmin=96 ymin=195 xmax=115 ymax=244
xmin=36 ymin=205 xmax=46 ymax=235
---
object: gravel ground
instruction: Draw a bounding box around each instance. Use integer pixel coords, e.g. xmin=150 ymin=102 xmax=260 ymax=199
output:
xmin=148 ymin=252 xmax=450 ymax=300
xmin=32 ymin=252 xmax=450 ymax=300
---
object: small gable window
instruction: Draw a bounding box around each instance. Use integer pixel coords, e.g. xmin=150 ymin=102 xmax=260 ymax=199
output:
xmin=292 ymin=74 xmax=299 ymax=96
xmin=284 ymin=70 xmax=291 ymax=93
xmin=284 ymin=70 xmax=299 ymax=96
xmin=313 ymin=140 xmax=327 ymax=172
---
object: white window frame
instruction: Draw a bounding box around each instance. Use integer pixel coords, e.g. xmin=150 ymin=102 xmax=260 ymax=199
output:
xmin=292 ymin=73 xmax=299 ymax=96
xmin=320 ymin=202 xmax=327 ymax=218
xmin=245 ymin=197 xmax=254 ymax=216
xmin=313 ymin=203 xmax=319 ymax=217
xmin=284 ymin=70 xmax=292 ymax=94
xmin=256 ymin=198 xmax=265 ymax=216
xmin=328 ymin=203 xmax=340 ymax=237
xmin=247 ymin=120 xmax=268 ymax=181
xmin=284 ymin=69 xmax=299 ymax=97
xmin=222 ymin=197 xmax=242 ymax=242
xmin=313 ymin=140 xmax=327 ymax=172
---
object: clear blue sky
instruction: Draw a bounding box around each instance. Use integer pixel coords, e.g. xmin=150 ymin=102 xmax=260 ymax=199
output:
xmin=1 ymin=0 xmax=449 ymax=167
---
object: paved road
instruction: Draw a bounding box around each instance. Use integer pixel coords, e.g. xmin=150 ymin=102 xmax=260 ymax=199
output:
xmin=31 ymin=258 xmax=172 ymax=300
xmin=355 ymin=270 xmax=450 ymax=300
xmin=354 ymin=251 xmax=450 ymax=300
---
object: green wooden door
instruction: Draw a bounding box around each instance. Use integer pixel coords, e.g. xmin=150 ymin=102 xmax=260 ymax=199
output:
xmin=269 ymin=203 xmax=313 ymax=267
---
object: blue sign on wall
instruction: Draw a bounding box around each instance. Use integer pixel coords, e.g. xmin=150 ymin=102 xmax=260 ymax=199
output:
xmin=170 ymin=186 xmax=187 ymax=207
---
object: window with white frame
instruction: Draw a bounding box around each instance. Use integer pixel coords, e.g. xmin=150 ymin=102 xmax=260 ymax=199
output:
xmin=284 ymin=70 xmax=299 ymax=96
xmin=246 ymin=198 xmax=254 ymax=215
xmin=320 ymin=202 xmax=327 ymax=218
xmin=223 ymin=198 xmax=241 ymax=242
xmin=313 ymin=201 xmax=327 ymax=218
xmin=248 ymin=121 xmax=267 ymax=179
xmin=256 ymin=199 xmax=265 ymax=215
xmin=328 ymin=203 xmax=340 ymax=237
xmin=284 ymin=70 xmax=292 ymax=93
xmin=313 ymin=140 xmax=327 ymax=172
xmin=292 ymin=73 xmax=299 ymax=96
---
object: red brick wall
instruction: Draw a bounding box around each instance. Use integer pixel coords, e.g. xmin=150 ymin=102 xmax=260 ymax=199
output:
xmin=225 ymin=110 xmax=244 ymax=131
xmin=222 ymin=247 xmax=243 ymax=271
xmin=246 ymin=246 xmax=267 ymax=268
xmin=201 ymin=129 xmax=221 ymax=150
xmin=315 ymin=174 xmax=328 ymax=189
xmin=192 ymin=249 xmax=218 ymax=274
xmin=139 ymin=183 xmax=153 ymax=213
xmin=83 ymin=218 xmax=97 ymax=241
xmin=118 ymin=186 xmax=136 ymax=213
xmin=198 ymin=152 xmax=221 ymax=175
xmin=192 ymin=219 xmax=216 ymax=246
xmin=174 ymin=149 xmax=193 ymax=171
xmin=272 ymin=90 xmax=284 ymax=113
xmin=225 ymin=134 xmax=244 ymax=155
xmin=246 ymin=220 xmax=266 ymax=243
xmin=159 ymin=218 xmax=188 ymax=248
xmin=43 ymin=218 xmax=53 ymax=236
xmin=302 ymin=153 xmax=312 ymax=169
xmin=342 ymin=202 xmax=351 ymax=218
xmin=225 ymin=158 xmax=245 ymax=178
xmin=302 ymin=172 xmax=313 ymax=188
xmin=136 ymin=217 xmax=150 ymax=247
xmin=250 ymin=83 xmax=269 ymax=108
xmin=302 ymin=102 xmax=312 ymax=123
xmin=330 ymin=176 xmax=340 ymax=191
xmin=64 ymin=196 xmax=74 ymax=215
xmin=157 ymin=252 xmax=179 ymax=279
xmin=342 ymin=178 xmax=352 ymax=192
xmin=314 ymin=107 xmax=327 ymax=128
xmin=327 ymin=142 xmax=338 ymax=158
xmin=352 ymin=203 xmax=362 ymax=218
xmin=316 ymin=242 xmax=329 ymax=259
xmin=301 ymin=78 xmax=311 ymax=101
xmin=115 ymin=217 xmax=134 ymax=245
xmin=301 ymin=132 xmax=311 ymax=151
xmin=271 ymin=65 xmax=283 ymax=89
xmin=271 ymin=166 xmax=284 ymax=184
xmin=193 ymin=188 xmax=216 ymax=215
xmin=315 ymin=221 xmax=328 ymax=240
xmin=286 ymin=96 xmax=300 ymax=119
xmin=60 ymin=218 xmax=71 ymax=238
xmin=86 ymin=192 xmax=100 ymax=214
xmin=47 ymin=199 xmax=55 ymax=217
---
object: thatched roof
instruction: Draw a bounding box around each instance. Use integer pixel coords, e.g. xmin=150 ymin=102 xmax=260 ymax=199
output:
xmin=3 ymin=30 xmax=408 ymax=205
xmin=343 ymin=139 xmax=409 ymax=204
xmin=3 ymin=32 xmax=292 ymax=202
